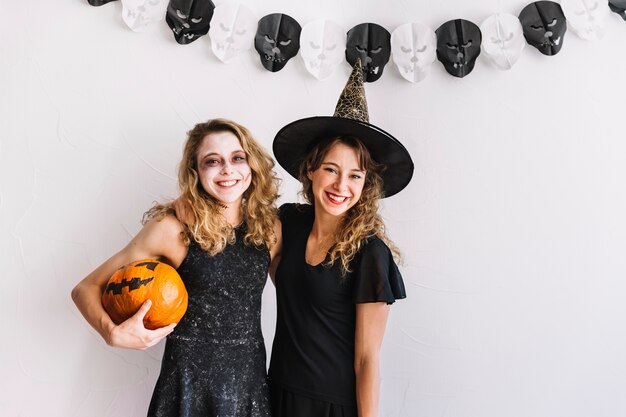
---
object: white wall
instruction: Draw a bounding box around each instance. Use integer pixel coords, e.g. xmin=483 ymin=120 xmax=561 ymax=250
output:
xmin=2 ymin=0 xmax=626 ymax=416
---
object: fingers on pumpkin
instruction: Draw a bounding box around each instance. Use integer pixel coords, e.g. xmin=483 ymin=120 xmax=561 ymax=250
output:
xmin=131 ymin=299 xmax=152 ymax=323
xmin=134 ymin=299 xmax=152 ymax=320
xmin=155 ymin=323 xmax=177 ymax=338
xmin=142 ymin=323 xmax=176 ymax=349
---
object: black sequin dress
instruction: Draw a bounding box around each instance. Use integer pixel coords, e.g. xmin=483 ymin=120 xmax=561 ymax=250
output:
xmin=148 ymin=224 xmax=271 ymax=417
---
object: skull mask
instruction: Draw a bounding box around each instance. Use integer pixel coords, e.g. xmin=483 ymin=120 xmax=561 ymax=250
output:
xmin=87 ymin=0 xmax=117 ymax=5
xmin=299 ymin=19 xmax=346 ymax=80
xmin=390 ymin=22 xmax=437 ymax=83
xmin=208 ymin=2 xmax=256 ymax=63
xmin=560 ymin=0 xmax=609 ymax=41
xmin=519 ymin=1 xmax=567 ymax=55
xmin=480 ymin=13 xmax=525 ymax=70
xmin=435 ymin=19 xmax=482 ymax=78
xmin=255 ymin=14 xmax=302 ymax=72
xmin=346 ymin=23 xmax=391 ymax=83
xmin=122 ymin=0 xmax=168 ymax=32
xmin=166 ymin=0 xmax=215 ymax=45
xmin=609 ymin=0 xmax=626 ymax=20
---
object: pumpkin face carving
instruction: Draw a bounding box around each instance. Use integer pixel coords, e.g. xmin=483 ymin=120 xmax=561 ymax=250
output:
xmin=101 ymin=259 xmax=188 ymax=330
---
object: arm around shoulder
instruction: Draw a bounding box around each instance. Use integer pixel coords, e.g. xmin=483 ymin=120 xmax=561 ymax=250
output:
xmin=268 ymin=217 xmax=282 ymax=285
xmin=71 ymin=214 xmax=187 ymax=349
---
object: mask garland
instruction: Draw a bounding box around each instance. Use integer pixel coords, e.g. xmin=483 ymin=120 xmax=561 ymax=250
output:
xmin=86 ymin=0 xmax=625 ymax=80
xmin=435 ymin=19 xmax=482 ymax=78
xmin=609 ymin=0 xmax=626 ymax=20
xmin=480 ymin=13 xmax=525 ymax=70
xmin=166 ymin=0 xmax=216 ymax=45
xmin=519 ymin=1 xmax=567 ymax=56
xmin=255 ymin=13 xmax=302 ymax=72
xmin=345 ymin=23 xmax=392 ymax=83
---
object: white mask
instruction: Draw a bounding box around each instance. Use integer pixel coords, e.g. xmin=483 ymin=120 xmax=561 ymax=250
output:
xmin=121 ymin=0 xmax=168 ymax=33
xmin=299 ymin=19 xmax=345 ymax=80
xmin=390 ymin=22 xmax=436 ymax=83
xmin=208 ymin=2 xmax=256 ymax=63
xmin=480 ymin=13 xmax=525 ymax=70
xmin=560 ymin=0 xmax=609 ymax=41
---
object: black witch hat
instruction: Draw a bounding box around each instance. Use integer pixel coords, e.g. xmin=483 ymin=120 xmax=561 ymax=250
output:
xmin=273 ymin=59 xmax=414 ymax=198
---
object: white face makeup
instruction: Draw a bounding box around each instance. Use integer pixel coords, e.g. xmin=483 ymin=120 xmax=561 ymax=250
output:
xmin=299 ymin=19 xmax=346 ymax=80
xmin=208 ymin=2 xmax=256 ymax=63
xmin=560 ymin=0 xmax=609 ymax=41
xmin=391 ymin=22 xmax=436 ymax=83
xmin=480 ymin=13 xmax=526 ymax=70
xmin=196 ymin=131 xmax=252 ymax=206
xmin=121 ymin=0 xmax=168 ymax=33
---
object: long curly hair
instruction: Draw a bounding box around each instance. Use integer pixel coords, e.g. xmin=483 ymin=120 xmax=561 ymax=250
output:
xmin=298 ymin=136 xmax=400 ymax=275
xmin=144 ymin=118 xmax=279 ymax=255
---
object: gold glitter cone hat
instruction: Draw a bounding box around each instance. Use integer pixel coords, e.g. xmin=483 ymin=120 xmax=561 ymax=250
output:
xmin=333 ymin=58 xmax=369 ymax=121
xmin=273 ymin=59 xmax=413 ymax=198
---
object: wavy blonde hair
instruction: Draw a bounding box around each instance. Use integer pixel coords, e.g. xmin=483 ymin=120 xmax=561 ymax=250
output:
xmin=299 ymin=136 xmax=400 ymax=275
xmin=144 ymin=118 xmax=279 ymax=255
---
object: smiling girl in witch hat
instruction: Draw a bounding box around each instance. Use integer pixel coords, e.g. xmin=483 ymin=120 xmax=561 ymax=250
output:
xmin=268 ymin=59 xmax=414 ymax=417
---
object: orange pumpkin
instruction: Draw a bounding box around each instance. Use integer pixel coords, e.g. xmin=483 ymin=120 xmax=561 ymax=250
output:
xmin=101 ymin=259 xmax=188 ymax=330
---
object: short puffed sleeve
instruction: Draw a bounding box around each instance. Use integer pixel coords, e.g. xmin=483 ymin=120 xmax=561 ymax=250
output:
xmin=278 ymin=203 xmax=313 ymax=235
xmin=278 ymin=203 xmax=297 ymax=222
xmin=352 ymin=237 xmax=406 ymax=304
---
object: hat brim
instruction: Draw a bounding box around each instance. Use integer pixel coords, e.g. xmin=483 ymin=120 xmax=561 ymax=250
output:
xmin=273 ymin=116 xmax=414 ymax=198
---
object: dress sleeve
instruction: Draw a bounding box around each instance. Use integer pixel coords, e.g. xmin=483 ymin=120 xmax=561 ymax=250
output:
xmin=352 ymin=238 xmax=407 ymax=304
xmin=278 ymin=203 xmax=312 ymax=227
xmin=278 ymin=203 xmax=295 ymax=222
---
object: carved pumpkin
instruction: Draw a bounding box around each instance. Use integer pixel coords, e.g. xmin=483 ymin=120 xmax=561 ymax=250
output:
xmin=101 ymin=259 xmax=188 ymax=330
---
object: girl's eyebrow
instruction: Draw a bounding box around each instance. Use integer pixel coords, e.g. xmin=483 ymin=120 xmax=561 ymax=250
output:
xmin=199 ymin=152 xmax=220 ymax=159
xmin=200 ymin=149 xmax=245 ymax=158
xmin=321 ymin=161 xmax=365 ymax=173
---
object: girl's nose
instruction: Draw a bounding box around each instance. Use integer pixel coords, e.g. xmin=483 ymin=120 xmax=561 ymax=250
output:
xmin=333 ymin=176 xmax=348 ymax=192
xmin=221 ymin=161 xmax=234 ymax=174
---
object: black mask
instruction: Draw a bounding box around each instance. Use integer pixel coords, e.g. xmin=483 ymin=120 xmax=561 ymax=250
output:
xmin=609 ymin=0 xmax=626 ymax=20
xmin=519 ymin=1 xmax=567 ymax=55
xmin=87 ymin=0 xmax=117 ymax=5
xmin=166 ymin=0 xmax=215 ymax=45
xmin=255 ymin=14 xmax=302 ymax=72
xmin=435 ymin=19 xmax=482 ymax=78
xmin=345 ymin=23 xmax=391 ymax=83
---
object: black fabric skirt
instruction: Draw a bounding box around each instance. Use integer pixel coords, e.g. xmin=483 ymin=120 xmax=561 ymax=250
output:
xmin=269 ymin=381 xmax=357 ymax=417
xmin=148 ymin=337 xmax=270 ymax=417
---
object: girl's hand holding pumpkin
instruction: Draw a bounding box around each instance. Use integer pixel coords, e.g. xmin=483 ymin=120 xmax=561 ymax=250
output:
xmin=107 ymin=299 xmax=176 ymax=350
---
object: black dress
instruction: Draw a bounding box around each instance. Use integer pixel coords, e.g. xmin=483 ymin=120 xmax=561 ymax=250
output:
xmin=148 ymin=224 xmax=271 ymax=417
xmin=268 ymin=204 xmax=406 ymax=417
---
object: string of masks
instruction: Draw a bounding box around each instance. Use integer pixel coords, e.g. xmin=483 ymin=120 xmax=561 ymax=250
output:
xmin=87 ymin=0 xmax=626 ymax=82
